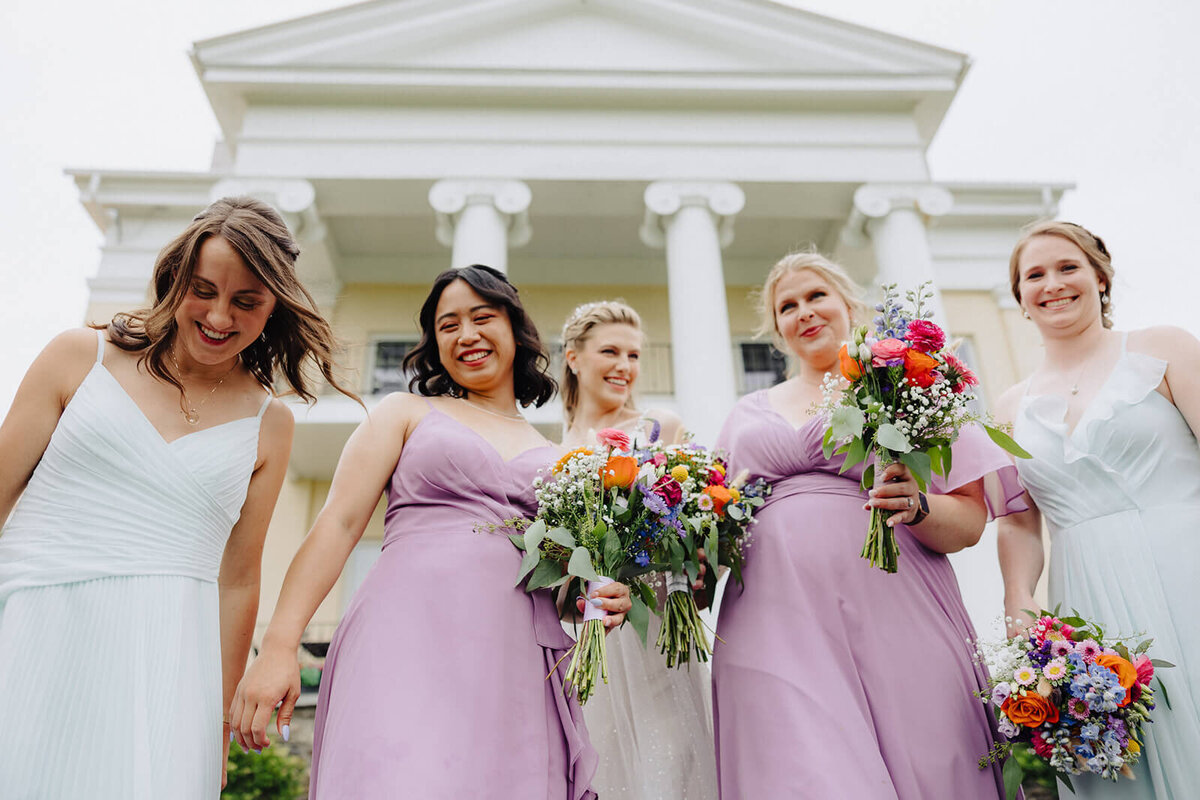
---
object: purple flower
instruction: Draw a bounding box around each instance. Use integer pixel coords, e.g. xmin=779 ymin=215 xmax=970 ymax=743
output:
xmin=648 ymin=418 xmax=662 ymax=444
xmin=997 ymin=717 xmax=1019 ymax=738
xmin=634 ymin=550 xmax=650 ymax=567
xmin=637 ymin=483 xmax=670 ymax=516
xmin=991 ymin=682 xmax=1012 ymax=707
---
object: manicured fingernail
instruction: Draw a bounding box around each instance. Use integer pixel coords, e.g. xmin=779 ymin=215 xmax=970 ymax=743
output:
xmin=282 ymin=725 xmax=290 ymax=742
xmin=589 ymin=598 xmax=603 ymax=607
xmin=254 ymin=748 xmax=262 ymax=755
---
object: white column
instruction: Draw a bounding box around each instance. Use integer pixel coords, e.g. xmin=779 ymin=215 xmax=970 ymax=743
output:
xmin=640 ymin=181 xmax=744 ymax=445
xmin=428 ymin=179 xmax=532 ymax=273
xmin=843 ymin=184 xmax=954 ymax=325
xmin=210 ymin=178 xmax=341 ymax=310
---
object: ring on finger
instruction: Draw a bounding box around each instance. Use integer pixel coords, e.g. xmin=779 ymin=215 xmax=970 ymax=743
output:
xmin=906 ymin=497 xmax=913 ymax=509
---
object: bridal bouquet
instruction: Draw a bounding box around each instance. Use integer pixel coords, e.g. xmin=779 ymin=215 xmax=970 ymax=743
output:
xmin=644 ymin=441 xmax=768 ymax=668
xmin=976 ymin=611 xmax=1171 ymax=799
xmin=822 ymin=282 xmax=1029 ymax=572
xmin=510 ymin=428 xmax=662 ymax=703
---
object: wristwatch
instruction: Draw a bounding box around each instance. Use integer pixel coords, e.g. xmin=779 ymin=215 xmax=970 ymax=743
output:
xmin=909 ymin=491 xmax=930 ymax=525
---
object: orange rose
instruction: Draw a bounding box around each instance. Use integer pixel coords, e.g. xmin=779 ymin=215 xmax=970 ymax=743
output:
xmin=600 ymin=455 xmax=638 ymax=490
xmin=703 ymin=485 xmax=733 ymax=517
xmin=1001 ymin=693 xmax=1060 ymax=728
xmin=1095 ymin=654 xmax=1138 ymax=707
xmin=838 ymin=344 xmax=863 ymax=381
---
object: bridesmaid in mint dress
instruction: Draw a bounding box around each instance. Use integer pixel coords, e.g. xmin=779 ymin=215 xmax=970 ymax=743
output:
xmin=998 ymin=221 xmax=1200 ymax=798
xmin=232 ymin=265 xmax=632 ymax=798
xmin=714 ymin=251 xmax=1027 ymax=799
xmin=0 ymin=197 xmax=351 ymax=797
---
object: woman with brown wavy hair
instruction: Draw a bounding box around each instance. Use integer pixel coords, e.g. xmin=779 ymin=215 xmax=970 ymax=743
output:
xmin=0 ymin=196 xmax=354 ymax=797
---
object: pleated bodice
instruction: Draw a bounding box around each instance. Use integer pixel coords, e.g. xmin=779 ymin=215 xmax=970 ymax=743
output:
xmin=0 ymin=336 xmax=262 ymax=601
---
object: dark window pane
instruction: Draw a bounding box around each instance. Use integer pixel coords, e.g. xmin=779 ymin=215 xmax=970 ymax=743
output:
xmin=740 ymin=343 xmax=787 ymax=393
xmin=372 ymin=340 xmax=416 ymax=395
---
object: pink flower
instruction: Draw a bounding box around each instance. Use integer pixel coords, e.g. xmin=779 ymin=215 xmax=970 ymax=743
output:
xmin=943 ymin=351 xmax=979 ymax=394
xmin=1076 ymin=639 xmax=1102 ymax=662
xmin=596 ymin=428 xmax=632 ymax=451
xmin=1050 ymin=640 xmax=1074 ymax=659
xmin=707 ymin=468 xmax=726 ymax=487
xmin=905 ymin=319 xmax=946 ymax=353
xmin=870 ymin=337 xmax=908 ymax=367
xmin=1067 ymin=697 xmax=1090 ymax=719
xmin=651 ymin=452 xmax=668 ymax=466
xmin=1133 ymin=654 xmax=1155 ymax=686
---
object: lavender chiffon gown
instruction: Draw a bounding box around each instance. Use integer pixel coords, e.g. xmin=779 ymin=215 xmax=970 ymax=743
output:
xmin=309 ymin=407 xmax=597 ymax=799
xmin=712 ymin=390 xmax=1027 ymax=799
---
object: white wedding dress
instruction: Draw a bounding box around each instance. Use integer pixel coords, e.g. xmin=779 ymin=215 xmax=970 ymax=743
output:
xmin=1014 ymin=334 xmax=1200 ymax=799
xmin=0 ymin=331 xmax=268 ymax=798
xmin=580 ymin=602 xmax=718 ymax=799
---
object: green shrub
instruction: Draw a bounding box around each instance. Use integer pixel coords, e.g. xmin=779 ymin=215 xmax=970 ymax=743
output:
xmin=222 ymin=742 xmax=307 ymax=800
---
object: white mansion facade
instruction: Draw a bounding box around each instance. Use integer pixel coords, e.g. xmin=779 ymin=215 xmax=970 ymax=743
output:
xmin=71 ymin=0 xmax=1063 ymax=638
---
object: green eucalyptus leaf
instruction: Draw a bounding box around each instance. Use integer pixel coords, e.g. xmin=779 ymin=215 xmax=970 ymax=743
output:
xmin=860 ymin=463 xmax=875 ymax=493
xmin=602 ymin=529 xmax=622 ymax=570
xmin=830 ymin=406 xmax=865 ymax=440
xmin=526 ymin=558 xmax=563 ymax=591
xmin=515 ymin=547 xmax=542 ymax=586
xmin=545 ymin=526 xmax=577 ymax=549
xmin=941 ymin=444 xmax=953 ymax=478
xmin=929 ymin=445 xmax=943 ymax=477
xmin=523 ymin=518 xmax=547 ymax=552
xmin=508 ymin=533 xmax=527 ymax=550
xmin=875 ymin=423 xmax=912 ymax=453
xmin=839 ymin=437 xmax=867 ymax=474
xmin=567 ymin=546 xmax=600 ymax=582
xmin=727 ymin=504 xmax=745 ymax=521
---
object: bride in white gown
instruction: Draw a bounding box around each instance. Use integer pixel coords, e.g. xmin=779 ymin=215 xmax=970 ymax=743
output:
xmin=0 ymin=197 xmax=354 ymax=797
xmin=996 ymin=221 xmax=1200 ymax=799
xmin=560 ymin=301 xmax=718 ymax=799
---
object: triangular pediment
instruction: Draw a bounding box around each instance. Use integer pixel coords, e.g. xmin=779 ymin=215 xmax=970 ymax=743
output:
xmin=195 ymin=0 xmax=965 ymax=78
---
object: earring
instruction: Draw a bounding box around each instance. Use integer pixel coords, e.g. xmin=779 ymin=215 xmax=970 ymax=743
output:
xmin=1100 ymin=292 xmax=1109 ymax=303
xmin=1022 ymin=310 xmax=1031 ymax=320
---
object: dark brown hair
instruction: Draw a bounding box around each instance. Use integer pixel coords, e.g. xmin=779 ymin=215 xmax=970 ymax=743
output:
xmin=103 ymin=196 xmax=356 ymax=402
xmin=403 ymin=265 xmax=555 ymax=407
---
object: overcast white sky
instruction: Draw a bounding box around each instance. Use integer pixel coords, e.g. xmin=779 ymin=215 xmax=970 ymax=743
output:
xmin=2 ymin=0 xmax=1198 ymax=416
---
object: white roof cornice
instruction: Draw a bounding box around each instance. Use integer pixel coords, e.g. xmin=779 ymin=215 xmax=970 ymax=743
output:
xmin=191 ymin=0 xmax=969 ymax=144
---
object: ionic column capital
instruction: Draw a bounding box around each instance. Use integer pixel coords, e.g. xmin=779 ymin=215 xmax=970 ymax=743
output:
xmin=841 ymin=183 xmax=953 ymax=247
xmin=428 ymin=179 xmax=532 ymax=249
xmin=639 ymin=181 xmax=745 ymax=249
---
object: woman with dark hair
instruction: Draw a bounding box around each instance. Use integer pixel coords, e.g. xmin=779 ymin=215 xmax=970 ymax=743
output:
xmin=0 ymin=196 xmax=354 ymax=797
xmin=997 ymin=221 xmax=1200 ymax=798
xmin=232 ymin=265 xmax=628 ymax=799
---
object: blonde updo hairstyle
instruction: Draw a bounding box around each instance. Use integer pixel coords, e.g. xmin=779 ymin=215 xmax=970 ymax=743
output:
xmin=755 ymin=250 xmax=869 ymax=348
xmin=561 ymin=300 xmax=642 ymax=426
xmin=1009 ymin=220 xmax=1114 ymax=329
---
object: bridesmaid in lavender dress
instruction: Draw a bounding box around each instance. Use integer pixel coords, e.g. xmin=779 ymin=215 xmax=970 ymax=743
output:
xmin=231 ymin=265 xmax=632 ymax=799
xmin=713 ymin=252 xmax=1028 ymax=799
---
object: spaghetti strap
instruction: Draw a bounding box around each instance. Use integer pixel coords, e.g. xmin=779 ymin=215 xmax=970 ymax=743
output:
xmin=256 ymin=390 xmax=273 ymax=419
xmin=94 ymin=329 xmax=104 ymax=364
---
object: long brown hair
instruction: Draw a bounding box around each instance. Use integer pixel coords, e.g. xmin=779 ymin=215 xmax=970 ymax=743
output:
xmin=103 ymin=196 xmax=356 ymax=403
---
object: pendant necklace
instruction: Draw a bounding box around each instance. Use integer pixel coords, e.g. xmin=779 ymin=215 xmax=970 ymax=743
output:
xmin=462 ymin=397 xmax=524 ymax=421
xmin=169 ymin=351 xmax=239 ymax=425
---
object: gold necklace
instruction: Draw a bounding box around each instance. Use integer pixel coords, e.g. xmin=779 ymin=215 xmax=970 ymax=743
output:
xmin=461 ymin=397 xmax=524 ymax=421
xmin=169 ymin=351 xmax=238 ymax=425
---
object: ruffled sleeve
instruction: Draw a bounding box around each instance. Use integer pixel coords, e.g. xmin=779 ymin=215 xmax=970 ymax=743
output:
xmin=930 ymin=423 xmax=1029 ymax=519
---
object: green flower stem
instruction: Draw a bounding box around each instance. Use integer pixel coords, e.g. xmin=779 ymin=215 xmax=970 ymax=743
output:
xmin=564 ymin=618 xmax=608 ymax=704
xmin=656 ymin=589 xmax=712 ymax=668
